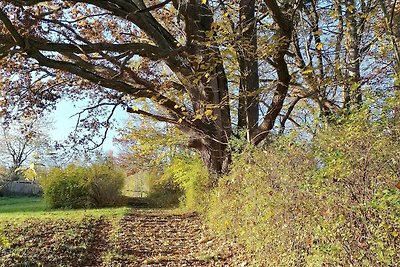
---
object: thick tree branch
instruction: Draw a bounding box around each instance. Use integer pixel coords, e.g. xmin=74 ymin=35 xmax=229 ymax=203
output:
xmin=0 ymin=8 xmax=24 ymax=47
xmin=136 ymin=0 xmax=172 ymax=13
xmin=29 ymin=40 xmax=168 ymax=60
xmin=279 ymin=96 xmax=302 ymax=134
xmin=264 ymin=0 xmax=293 ymax=35
xmin=126 ymin=107 xmax=180 ymax=125
xmin=252 ymin=1 xmax=294 ymax=144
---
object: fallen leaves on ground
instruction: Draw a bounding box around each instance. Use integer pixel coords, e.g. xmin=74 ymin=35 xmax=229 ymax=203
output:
xmin=0 ymin=209 xmax=246 ymax=266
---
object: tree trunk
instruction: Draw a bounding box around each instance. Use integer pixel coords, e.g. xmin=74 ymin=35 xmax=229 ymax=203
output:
xmin=188 ymin=134 xmax=230 ymax=176
xmin=344 ymin=0 xmax=362 ymax=109
xmin=378 ymin=0 xmax=400 ymax=123
xmin=251 ymin=0 xmax=293 ymax=145
xmin=237 ymin=0 xmax=260 ymax=139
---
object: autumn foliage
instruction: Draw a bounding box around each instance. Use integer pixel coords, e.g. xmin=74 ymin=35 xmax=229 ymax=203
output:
xmin=207 ymin=110 xmax=400 ymax=266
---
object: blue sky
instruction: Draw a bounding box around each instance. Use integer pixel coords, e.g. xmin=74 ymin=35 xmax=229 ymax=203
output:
xmin=50 ymin=100 xmax=129 ymax=153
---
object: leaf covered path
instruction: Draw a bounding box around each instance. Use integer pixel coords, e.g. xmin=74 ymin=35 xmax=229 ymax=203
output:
xmin=102 ymin=209 xmax=239 ymax=266
xmin=1 ymin=209 xmax=243 ymax=267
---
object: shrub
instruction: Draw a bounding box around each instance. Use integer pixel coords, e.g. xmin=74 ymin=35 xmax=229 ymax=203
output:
xmin=163 ymin=155 xmax=210 ymax=211
xmin=41 ymin=162 xmax=125 ymax=209
xmin=87 ymin=162 xmax=125 ymax=207
xmin=41 ymin=165 xmax=90 ymax=209
xmin=147 ymin=154 xmax=209 ymax=210
xmin=309 ymin=112 xmax=400 ymax=266
xmin=147 ymin=172 xmax=183 ymax=208
xmin=207 ymin=111 xmax=400 ymax=266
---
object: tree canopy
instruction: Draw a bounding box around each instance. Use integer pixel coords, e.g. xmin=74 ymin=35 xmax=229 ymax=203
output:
xmin=0 ymin=0 xmax=399 ymax=173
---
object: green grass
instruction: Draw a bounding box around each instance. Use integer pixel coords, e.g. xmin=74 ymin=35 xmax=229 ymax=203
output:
xmin=0 ymin=197 xmax=129 ymax=223
xmin=0 ymin=197 xmax=47 ymax=213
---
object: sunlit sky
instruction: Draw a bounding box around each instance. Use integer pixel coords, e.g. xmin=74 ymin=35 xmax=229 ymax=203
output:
xmin=50 ymin=100 xmax=129 ymax=153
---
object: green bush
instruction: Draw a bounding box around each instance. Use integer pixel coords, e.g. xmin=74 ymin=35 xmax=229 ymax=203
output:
xmin=164 ymin=155 xmax=210 ymax=211
xmin=207 ymin=112 xmax=400 ymax=266
xmin=42 ymin=165 xmax=90 ymax=209
xmin=87 ymin=162 xmax=125 ymax=207
xmin=147 ymin=172 xmax=183 ymax=208
xmin=147 ymin=155 xmax=209 ymax=210
xmin=41 ymin=162 xmax=125 ymax=209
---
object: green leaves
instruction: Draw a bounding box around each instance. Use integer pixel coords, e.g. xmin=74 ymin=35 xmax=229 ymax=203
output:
xmin=42 ymin=161 xmax=125 ymax=209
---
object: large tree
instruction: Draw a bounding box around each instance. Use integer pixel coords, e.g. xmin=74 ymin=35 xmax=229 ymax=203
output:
xmin=0 ymin=0 xmax=396 ymax=174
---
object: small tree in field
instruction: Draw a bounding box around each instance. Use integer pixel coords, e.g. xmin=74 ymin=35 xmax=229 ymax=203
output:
xmin=0 ymin=116 xmax=53 ymax=180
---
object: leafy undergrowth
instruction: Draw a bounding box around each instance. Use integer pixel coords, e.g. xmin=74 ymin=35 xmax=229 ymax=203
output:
xmin=0 ymin=209 xmax=245 ymax=267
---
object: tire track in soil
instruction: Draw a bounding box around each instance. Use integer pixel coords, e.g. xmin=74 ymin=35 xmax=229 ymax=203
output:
xmin=102 ymin=209 xmax=240 ymax=267
xmin=85 ymin=218 xmax=112 ymax=267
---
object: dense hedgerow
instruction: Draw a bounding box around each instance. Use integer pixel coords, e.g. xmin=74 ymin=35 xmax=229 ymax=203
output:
xmin=41 ymin=162 xmax=125 ymax=209
xmin=207 ymin=111 xmax=400 ymax=266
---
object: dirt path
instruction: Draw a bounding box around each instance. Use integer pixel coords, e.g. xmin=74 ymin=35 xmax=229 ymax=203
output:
xmin=101 ymin=209 xmax=241 ymax=267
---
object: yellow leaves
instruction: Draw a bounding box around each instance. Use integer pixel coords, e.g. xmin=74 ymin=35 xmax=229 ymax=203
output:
xmin=192 ymin=114 xmax=203 ymax=121
xmin=204 ymin=72 xmax=212 ymax=82
xmin=316 ymin=42 xmax=323 ymax=50
xmin=128 ymin=60 xmax=141 ymax=71
xmin=347 ymin=5 xmax=355 ymax=13
xmin=204 ymin=109 xmax=213 ymax=117
xmin=313 ymin=30 xmax=322 ymax=36
xmin=0 ymin=236 xmax=10 ymax=249
xmin=302 ymin=67 xmax=314 ymax=75
xmin=189 ymin=108 xmax=217 ymax=122
xmin=350 ymin=82 xmax=360 ymax=91
xmin=201 ymin=0 xmax=207 ymax=4
xmin=206 ymin=30 xmax=214 ymax=39
xmin=37 ymin=2 xmax=59 ymax=10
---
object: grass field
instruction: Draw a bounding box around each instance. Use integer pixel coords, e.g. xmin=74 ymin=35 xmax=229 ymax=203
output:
xmin=0 ymin=197 xmax=46 ymax=213
xmin=0 ymin=197 xmax=129 ymax=222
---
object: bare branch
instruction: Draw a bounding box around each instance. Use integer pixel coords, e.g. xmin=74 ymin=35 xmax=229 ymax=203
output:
xmin=87 ymin=103 xmax=119 ymax=150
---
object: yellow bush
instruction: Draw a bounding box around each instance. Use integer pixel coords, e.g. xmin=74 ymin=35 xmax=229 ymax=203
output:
xmin=207 ymin=112 xmax=400 ymax=266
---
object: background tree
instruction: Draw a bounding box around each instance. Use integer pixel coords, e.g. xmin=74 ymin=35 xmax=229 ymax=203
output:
xmin=115 ymin=118 xmax=188 ymax=175
xmin=378 ymin=0 xmax=400 ymax=121
xmin=0 ymin=116 xmax=53 ymax=180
